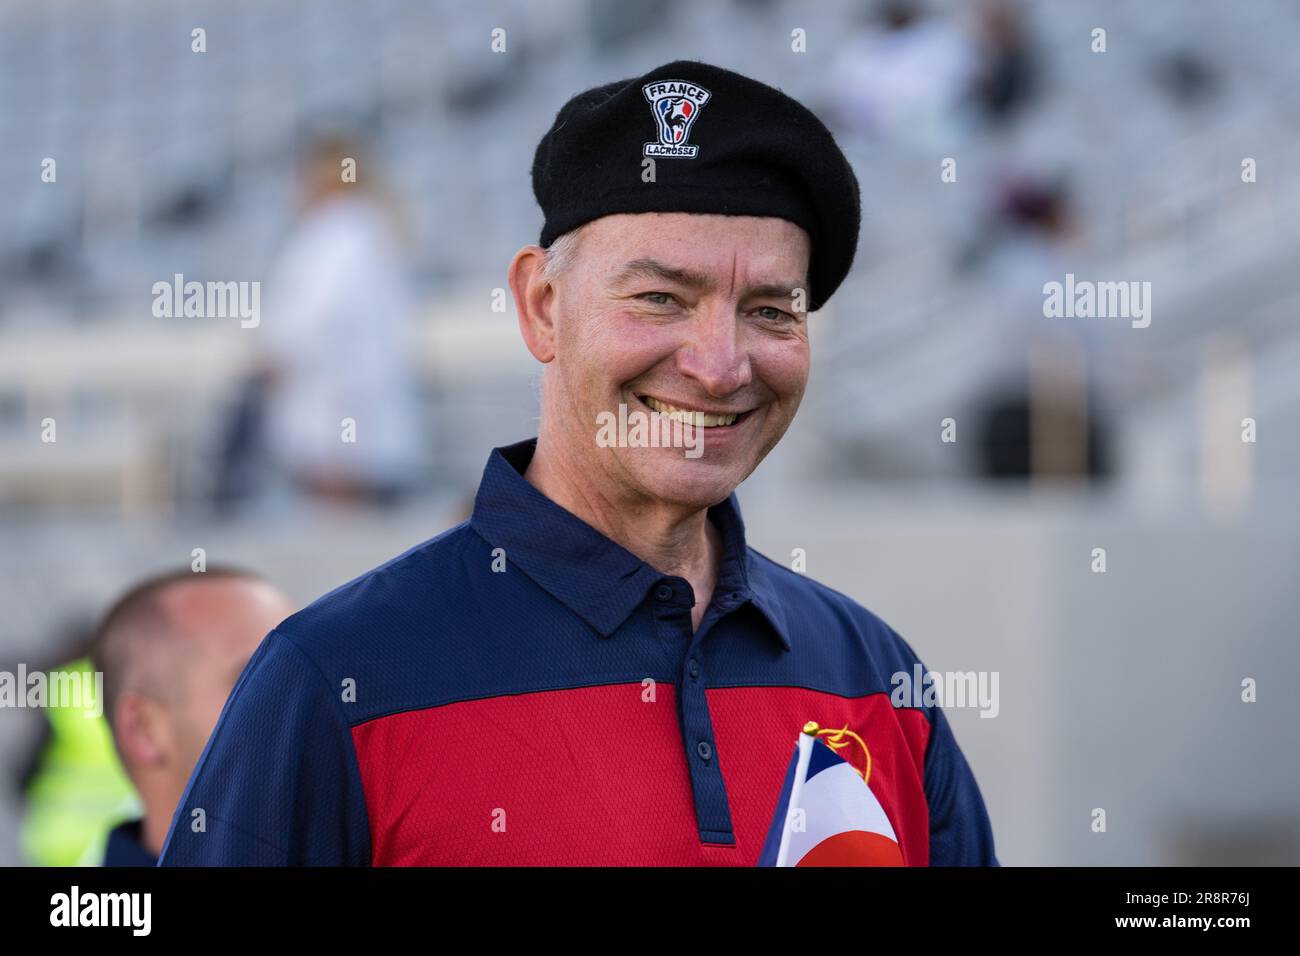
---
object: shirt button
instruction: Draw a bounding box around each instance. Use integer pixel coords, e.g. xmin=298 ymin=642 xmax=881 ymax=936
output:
xmin=688 ymin=659 xmax=700 ymax=679
xmin=696 ymin=740 xmax=713 ymax=761
xmin=654 ymin=584 xmax=673 ymax=601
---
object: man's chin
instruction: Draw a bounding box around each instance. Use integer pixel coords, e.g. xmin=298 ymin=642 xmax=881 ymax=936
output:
xmin=622 ymin=449 xmax=751 ymax=509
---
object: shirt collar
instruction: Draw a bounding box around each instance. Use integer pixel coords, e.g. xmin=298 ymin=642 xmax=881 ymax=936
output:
xmin=469 ymin=439 xmax=790 ymax=650
xmin=103 ymin=818 xmax=158 ymax=868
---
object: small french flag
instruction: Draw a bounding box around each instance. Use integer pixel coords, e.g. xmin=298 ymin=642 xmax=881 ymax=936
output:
xmin=758 ymin=722 xmax=905 ymax=867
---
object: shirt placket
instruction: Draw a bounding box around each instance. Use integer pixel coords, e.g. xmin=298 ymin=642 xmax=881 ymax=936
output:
xmin=650 ymin=577 xmax=738 ymax=846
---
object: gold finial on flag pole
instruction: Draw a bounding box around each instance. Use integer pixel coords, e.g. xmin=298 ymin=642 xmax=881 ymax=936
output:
xmin=800 ymin=721 xmax=873 ymax=783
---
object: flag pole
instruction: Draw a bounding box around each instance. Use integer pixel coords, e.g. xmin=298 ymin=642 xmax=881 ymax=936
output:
xmin=775 ymin=722 xmax=820 ymax=867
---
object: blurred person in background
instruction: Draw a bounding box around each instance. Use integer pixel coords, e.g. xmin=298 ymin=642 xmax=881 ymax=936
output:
xmin=252 ymin=133 xmax=425 ymax=508
xmin=968 ymin=174 xmax=1112 ymax=479
xmin=965 ymin=0 xmax=1038 ymax=126
xmin=825 ymin=0 xmax=976 ymax=148
xmin=16 ymin=653 xmax=138 ymax=867
xmin=88 ymin=568 xmax=294 ymax=865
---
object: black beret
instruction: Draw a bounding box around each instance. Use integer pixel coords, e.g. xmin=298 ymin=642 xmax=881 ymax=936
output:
xmin=531 ymin=60 xmax=860 ymax=311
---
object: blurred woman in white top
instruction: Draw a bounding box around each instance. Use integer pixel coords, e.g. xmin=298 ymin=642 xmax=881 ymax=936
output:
xmin=262 ymin=134 xmax=424 ymax=506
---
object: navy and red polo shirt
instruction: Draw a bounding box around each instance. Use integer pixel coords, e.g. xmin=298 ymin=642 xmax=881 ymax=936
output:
xmin=159 ymin=438 xmax=996 ymax=866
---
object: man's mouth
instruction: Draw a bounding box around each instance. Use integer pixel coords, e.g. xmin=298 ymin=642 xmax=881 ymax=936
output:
xmin=638 ymin=394 xmax=752 ymax=428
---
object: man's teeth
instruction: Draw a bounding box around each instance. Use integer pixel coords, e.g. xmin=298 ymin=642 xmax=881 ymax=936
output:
xmin=643 ymin=396 xmax=738 ymax=427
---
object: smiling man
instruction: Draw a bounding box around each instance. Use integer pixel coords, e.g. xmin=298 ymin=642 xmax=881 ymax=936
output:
xmin=159 ymin=61 xmax=996 ymax=867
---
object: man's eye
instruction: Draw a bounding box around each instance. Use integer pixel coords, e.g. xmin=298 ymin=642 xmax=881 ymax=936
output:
xmin=638 ymin=292 xmax=675 ymax=305
xmin=755 ymin=306 xmax=794 ymax=323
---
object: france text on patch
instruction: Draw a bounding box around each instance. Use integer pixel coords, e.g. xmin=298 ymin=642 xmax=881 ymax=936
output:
xmin=643 ymin=80 xmax=710 ymax=158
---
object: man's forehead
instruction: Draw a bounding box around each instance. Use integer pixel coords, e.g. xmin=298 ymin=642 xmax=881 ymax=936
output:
xmin=583 ymin=213 xmax=810 ymax=283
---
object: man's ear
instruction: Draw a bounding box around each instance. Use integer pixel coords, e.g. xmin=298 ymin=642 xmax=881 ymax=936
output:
xmin=508 ymin=245 xmax=557 ymax=364
xmin=114 ymin=691 xmax=170 ymax=770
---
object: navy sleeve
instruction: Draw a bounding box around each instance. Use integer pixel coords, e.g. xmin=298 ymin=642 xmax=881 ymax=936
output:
xmin=922 ymin=702 xmax=998 ymax=866
xmin=157 ymin=629 xmax=371 ymax=866
xmin=886 ymin=626 xmax=999 ymax=866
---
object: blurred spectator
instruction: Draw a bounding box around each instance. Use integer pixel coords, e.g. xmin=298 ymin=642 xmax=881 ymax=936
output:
xmin=966 ymin=0 xmax=1038 ymax=125
xmin=969 ymin=174 xmax=1113 ymax=480
xmin=1152 ymin=48 xmax=1220 ymax=109
xmin=825 ymin=0 xmax=976 ymax=148
xmin=255 ymin=133 xmax=426 ymax=507
xmin=17 ymin=656 xmax=137 ymax=867
xmin=88 ymin=568 xmax=294 ymax=865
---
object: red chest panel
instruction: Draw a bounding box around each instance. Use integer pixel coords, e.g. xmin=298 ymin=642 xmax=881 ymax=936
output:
xmin=351 ymin=684 xmax=932 ymax=865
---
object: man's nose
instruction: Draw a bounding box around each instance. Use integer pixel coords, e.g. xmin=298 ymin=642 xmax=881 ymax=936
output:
xmin=674 ymin=303 xmax=752 ymax=397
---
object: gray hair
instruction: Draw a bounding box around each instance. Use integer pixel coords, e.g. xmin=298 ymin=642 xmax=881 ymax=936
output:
xmin=540 ymin=225 xmax=586 ymax=282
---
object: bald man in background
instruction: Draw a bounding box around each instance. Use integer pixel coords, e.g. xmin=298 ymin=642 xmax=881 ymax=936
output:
xmin=89 ymin=568 xmax=294 ymax=866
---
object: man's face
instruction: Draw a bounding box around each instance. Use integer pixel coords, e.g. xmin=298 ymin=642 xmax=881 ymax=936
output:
xmin=544 ymin=212 xmax=812 ymax=509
